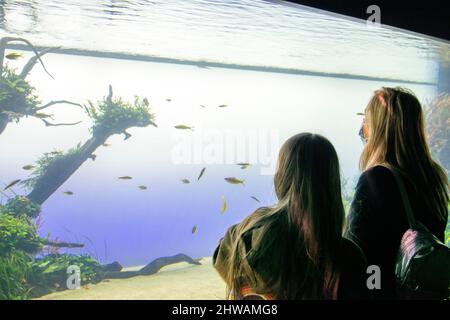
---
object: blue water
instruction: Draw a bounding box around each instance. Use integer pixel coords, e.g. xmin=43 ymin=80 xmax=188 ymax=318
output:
xmin=0 ymin=0 xmax=448 ymax=267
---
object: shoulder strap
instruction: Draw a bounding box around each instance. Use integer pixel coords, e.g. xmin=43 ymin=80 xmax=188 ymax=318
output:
xmin=378 ymin=164 xmax=417 ymax=229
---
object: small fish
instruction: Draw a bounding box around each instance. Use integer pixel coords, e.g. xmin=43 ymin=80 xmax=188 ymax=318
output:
xmin=118 ymin=176 xmax=133 ymax=180
xmin=197 ymin=167 xmax=206 ymax=181
xmin=53 ymin=283 xmax=60 ymax=288
xmin=166 ymin=99 xmax=172 ymax=102
xmin=5 ymin=52 xmax=23 ymax=60
xmin=356 ymin=112 xmax=365 ymax=116
xmin=181 ymin=178 xmax=190 ymax=184
xmin=34 ymin=112 xmax=53 ymax=119
xmin=102 ymin=143 xmax=112 ymax=147
xmin=250 ymin=196 xmax=261 ymax=203
xmin=224 ymin=177 xmax=245 ymax=186
xmin=218 ymin=104 xmax=228 ymax=108
xmin=63 ymin=191 xmax=74 ymax=196
xmin=221 ymin=196 xmax=227 ymax=214
xmin=143 ymin=98 xmax=150 ymax=107
xmin=237 ymin=162 xmax=251 ymax=169
xmin=138 ymin=185 xmax=147 ymax=190
xmin=174 ymin=125 xmax=194 ymax=130
xmin=4 ymin=179 xmax=21 ymax=191
xmin=123 ymin=131 xmax=132 ymax=140
xmin=22 ymin=164 xmax=35 ymax=170
xmin=192 ymin=225 xmax=198 ymax=234
xmin=15 ymin=87 xmax=26 ymax=94
xmin=200 ymin=105 xmax=206 ymax=108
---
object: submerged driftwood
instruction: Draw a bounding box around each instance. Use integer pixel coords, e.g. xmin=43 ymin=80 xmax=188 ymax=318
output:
xmin=26 ymin=85 xmax=154 ymax=205
xmin=43 ymin=240 xmax=84 ymax=249
xmin=0 ymin=37 xmax=82 ymax=135
xmin=102 ymin=254 xmax=202 ymax=279
xmin=27 ymin=136 xmax=108 ymax=204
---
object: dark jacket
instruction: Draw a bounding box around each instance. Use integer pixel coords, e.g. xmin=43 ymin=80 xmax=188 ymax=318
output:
xmin=345 ymin=165 xmax=447 ymax=299
xmin=213 ymin=211 xmax=371 ymax=300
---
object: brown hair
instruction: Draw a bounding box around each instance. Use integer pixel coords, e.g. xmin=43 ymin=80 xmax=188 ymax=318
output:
xmin=360 ymin=87 xmax=449 ymax=221
xmin=227 ymin=133 xmax=345 ymax=299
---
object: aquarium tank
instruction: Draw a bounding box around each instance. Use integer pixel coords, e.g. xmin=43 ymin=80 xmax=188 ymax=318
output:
xmin=0 ymin=0 xmax=448 ymax=300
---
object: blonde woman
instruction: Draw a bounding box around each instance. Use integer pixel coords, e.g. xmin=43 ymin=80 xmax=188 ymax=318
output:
xmin=346 ymin=87 xmax=449 ymax=299
xmin=213 ymin=133 xmax=369 ymax=300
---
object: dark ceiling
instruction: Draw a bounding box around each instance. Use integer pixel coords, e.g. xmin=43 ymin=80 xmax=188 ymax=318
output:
xmin=287 ymin=0 xmax=450 ymax=42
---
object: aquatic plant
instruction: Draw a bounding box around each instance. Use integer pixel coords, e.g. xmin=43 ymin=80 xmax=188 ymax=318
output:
xmin=0 ymin=37 xmax=82 ymax=135
xmin=28 ymin=253 xmax=102 ymax=297
xmin=0 ymin=213 xmax=43 ymax=254
xmin=21 ymin=146 xmax=82 ymax=191
xmin=0 ymin=206 xmax=41 ymax=300
xmin=0 ymin=64 xmax=40 ymax=123
xmin=0 ymin=197 xmax=81 ymax=248
xmin=0 ymin=200 xmax=92 ymax=299
xmin=0 ymin=251 xmax=31 ymax=300
xmin=3 ymin=195 xmax=41 ymax=219
xmin=85 ymin=87 xmax=156 ymax=138
xmin=32 ymin=254 xmax=101 ymax=282
xmin=0 ymin=199 xmax=90 ymax=300
xmin=424 ymin=93 xmax=450 ymax=174
xmin=0 ymin=84 xmax=156 ymax=298
xmin=25 ymin=86 xmax=156 ymax=205
xmin=0 ymin=251 xmax=104 ymax=299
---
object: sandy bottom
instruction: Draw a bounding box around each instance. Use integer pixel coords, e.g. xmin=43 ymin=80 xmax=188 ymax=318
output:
xmin=36 ymin=257 xmax=227 ymax=300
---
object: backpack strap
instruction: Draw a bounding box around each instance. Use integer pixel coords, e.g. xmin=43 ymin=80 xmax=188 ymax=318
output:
xmin=379 ymin=164 xmax=417 ymax=229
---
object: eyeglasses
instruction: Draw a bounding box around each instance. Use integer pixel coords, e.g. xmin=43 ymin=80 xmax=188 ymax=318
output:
xmin=357 ymin=112 xmax=367 ymax=144
xmin=358 ymin=126 xmax=367 ymax=144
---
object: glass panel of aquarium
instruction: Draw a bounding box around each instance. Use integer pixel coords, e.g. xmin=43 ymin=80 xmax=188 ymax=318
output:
xmin=0 ymin=0 xmax=448 ymax=299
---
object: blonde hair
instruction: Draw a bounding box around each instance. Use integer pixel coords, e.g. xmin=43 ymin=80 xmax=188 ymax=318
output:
xmin=360 ymin=87 xmax=449 ymax=221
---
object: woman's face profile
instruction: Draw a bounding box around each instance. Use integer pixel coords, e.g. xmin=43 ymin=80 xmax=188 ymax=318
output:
xmin=358 ymin=109 xmax=369 ymax=144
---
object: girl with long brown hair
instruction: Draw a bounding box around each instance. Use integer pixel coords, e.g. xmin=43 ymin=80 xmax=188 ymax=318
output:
xmin=346 ymin=87 xmax=449 ymax=299
xmin=213 ymin=133 xmax=369 ymax=299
